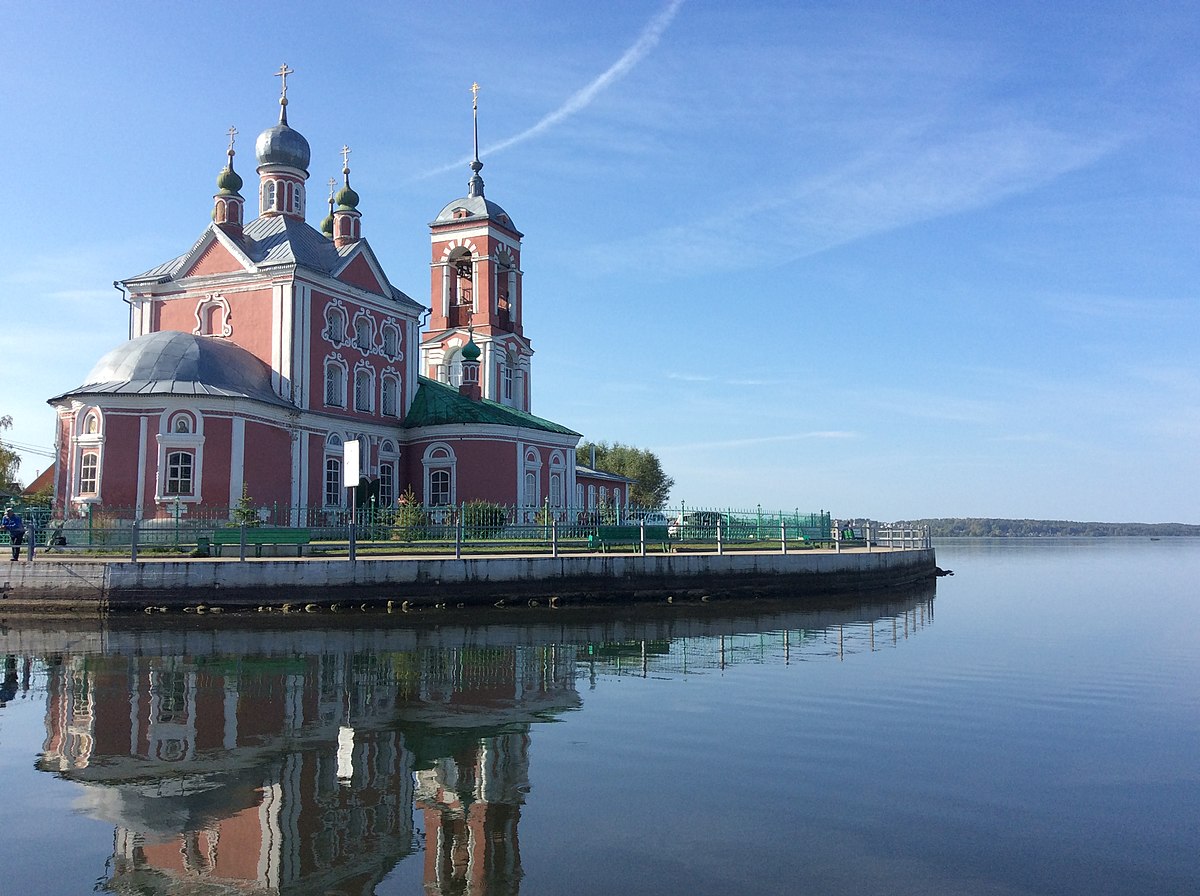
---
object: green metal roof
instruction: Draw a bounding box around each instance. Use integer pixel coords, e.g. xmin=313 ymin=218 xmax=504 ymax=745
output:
xmin=402 ymin=376 xmax=580 ymax=436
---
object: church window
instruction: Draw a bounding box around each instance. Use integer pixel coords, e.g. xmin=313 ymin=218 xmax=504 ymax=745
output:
xmin=325 ymin=360 xmax=346 ymax=407
xmin=379 ymin=462 xmax=395 ymax=507
xmin=588 ymin=485 xmax=596 ymax=510
xmin=264 ymin=181 xmax=276 ymax=212
xmin=550 ymin=473 xmax=563 ymax=508
xmin=172 ymin=414 xmax=192 ymax=434
xmin=325 ymin=306 xmax=346 ymax=343
xmin=423 ymin=444 xmax=456 ymax=507
xmin=381 ymin=373 xmax=399 ymax=417
xmin=354 ymin=367 xmax=373 ymax=412
xmin=502 ymin=355 xmax=514 ymax=403
xmin=355 ymin=316 xmax=372 ymax=352
xmin=324 ymin=457 xmax=342 ymax=507
xmin=436 ymin=363 xmax=448 ymax=384
xmin=382 ymin=323 xmax=399 ymax=357
xmin=295 ymin=184 xmax=304 ymax=213
xmin=522 ymin=448 xmax=542 ymax=507
xmin=379 ymin=441 xmax=397 ymax=507
xmin=80 ymin=452 xmax=99 ymax=494
xmin=84 ymin=413 xmax=99 ymax=435
xmin=165 ymin=451 xmax=194 ymax=496
xmin=430 ymin=470 xmax=451 ymax=506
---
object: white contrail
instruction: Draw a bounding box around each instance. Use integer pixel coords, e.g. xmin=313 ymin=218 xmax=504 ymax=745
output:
xmin=422 ymin=0 xmax=685 ymax=177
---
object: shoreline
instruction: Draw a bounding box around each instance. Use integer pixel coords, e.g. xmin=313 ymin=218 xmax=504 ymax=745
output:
xmin=0 ymin=547 xmax=936 ymax=615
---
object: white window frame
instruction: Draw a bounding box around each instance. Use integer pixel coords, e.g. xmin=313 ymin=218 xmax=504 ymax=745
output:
xmin=422 ymin=443 xmax=457 ymax=507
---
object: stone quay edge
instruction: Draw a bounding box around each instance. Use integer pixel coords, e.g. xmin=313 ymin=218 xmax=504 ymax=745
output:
xmin=0 ymin=548 xmax=937 ymax=615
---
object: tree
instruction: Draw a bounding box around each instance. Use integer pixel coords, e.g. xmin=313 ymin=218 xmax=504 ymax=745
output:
xmin=576 ymin=441 xmax=674 ymax=509
xmin=0 ymin=416 xmax=21 ymax=492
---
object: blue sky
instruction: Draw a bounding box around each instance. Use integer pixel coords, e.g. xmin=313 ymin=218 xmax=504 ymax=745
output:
xmin=1 ymin=0 xmax=1196 ymax=522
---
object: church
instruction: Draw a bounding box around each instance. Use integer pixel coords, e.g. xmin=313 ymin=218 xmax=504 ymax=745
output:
xmin=47 ymin=69 xmax=627 ymax=523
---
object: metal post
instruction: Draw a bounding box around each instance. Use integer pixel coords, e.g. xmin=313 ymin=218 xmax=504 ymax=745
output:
xmin=28 ymin=521 xmax=35 ymax=563
xmin=781 ymin=521 xmax=787 ymax=555
xmin=552 ymin=519 xmax=559 ymax=558
xmin=834 ymin=520 xmax=841 ymax=553
xmin=639 ymin=519 xmax=646 ymax=557
xmin=866 ymin=522 xmax=873 ymax=552
xmin=455 ymin=515 xmax=462 ymax=560
xmin=717 ymin=515 xmax=724 ymax=556
xmin=239 ymin=522 xmax=247 ymax=561
xmin=131 ymin=519 xmax=139 ymax=562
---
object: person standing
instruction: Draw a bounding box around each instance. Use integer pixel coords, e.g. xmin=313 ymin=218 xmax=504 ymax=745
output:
xmin=2 ymin=507 xmax=25 ymax=561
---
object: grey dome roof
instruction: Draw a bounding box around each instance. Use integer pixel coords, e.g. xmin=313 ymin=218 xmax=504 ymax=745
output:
xmin=53 ymin=331 xmax=290 ymax=407
xmin=255 ymin=120 xmax=311 ymax=172
xmin=433 ymin=193 xmax=517 ymax=230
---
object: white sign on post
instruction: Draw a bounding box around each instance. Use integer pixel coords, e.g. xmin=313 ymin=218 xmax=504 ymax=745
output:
xmin=343 ymin=440 xmax=361 ymax=484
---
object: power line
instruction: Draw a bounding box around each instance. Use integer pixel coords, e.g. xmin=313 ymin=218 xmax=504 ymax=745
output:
xmin=0 ymin=439 xmax=56 ymax=459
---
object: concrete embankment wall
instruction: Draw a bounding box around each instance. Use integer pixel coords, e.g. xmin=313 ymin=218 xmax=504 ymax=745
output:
xmin=0 ymin=549 xmax=936 ymax=614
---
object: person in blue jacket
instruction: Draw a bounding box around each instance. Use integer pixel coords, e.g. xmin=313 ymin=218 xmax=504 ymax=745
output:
xmin=2 ymin=507 xmax=25 ymax=561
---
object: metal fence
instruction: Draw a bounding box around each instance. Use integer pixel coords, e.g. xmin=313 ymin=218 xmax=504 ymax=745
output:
xmin=1 ymin=498 xmax=929 ymax=560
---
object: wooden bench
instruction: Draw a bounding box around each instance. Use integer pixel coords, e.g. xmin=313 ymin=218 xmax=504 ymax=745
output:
xmin=588 ymin=525 xmax=671 ymax=553
xmin=211 ymin=526 xmax=311 ymax=557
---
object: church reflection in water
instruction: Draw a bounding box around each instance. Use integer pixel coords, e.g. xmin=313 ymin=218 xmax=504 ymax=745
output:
xmin=39 ymin=643 xmax=577 ymax=894
xmin=27 ymin=592 xmax=934 ymax=894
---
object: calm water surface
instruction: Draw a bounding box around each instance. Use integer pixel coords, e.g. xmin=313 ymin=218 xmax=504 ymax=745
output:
xmin=0 ymin=538 xmax=1196 ymax=895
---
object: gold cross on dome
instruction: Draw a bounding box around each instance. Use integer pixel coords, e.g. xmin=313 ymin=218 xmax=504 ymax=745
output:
xmin=226 ymin=125 xmax=238 ymax=153
xmin=471 ymin=81 xmax=480 ymax=110
xmin=275 ymin=63 xmax=294 ymax=98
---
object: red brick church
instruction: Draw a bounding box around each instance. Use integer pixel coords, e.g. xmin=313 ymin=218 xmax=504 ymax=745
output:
xmin=47 ymin=69 xmax=626 ymax=522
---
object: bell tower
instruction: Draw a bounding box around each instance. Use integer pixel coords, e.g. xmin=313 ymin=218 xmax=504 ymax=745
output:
xmin=421 ymin=83 xmax=533 ymax=411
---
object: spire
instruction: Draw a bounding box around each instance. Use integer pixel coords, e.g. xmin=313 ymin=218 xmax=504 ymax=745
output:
xmin=333 ymin=145 xmax=362 ymax=248
xmin=468 ymin=81 xmax=485 ymax=198
xmin=213 ymin=125 xmax=245 ymax=233
xmin=275 ymin=62 xmax=294 ymax=126
xmin=320 ymin=176 xmax=336 ymax=238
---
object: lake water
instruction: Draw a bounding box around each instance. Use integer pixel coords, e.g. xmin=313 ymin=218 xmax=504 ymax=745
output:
xmin=0 ymin=538 xmax=1196 ymax=895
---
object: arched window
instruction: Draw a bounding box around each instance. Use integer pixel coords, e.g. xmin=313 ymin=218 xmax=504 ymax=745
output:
xmin=445 ymin=348 xmax=464 ymax=388
xmin=522 ymin=448 xmax=542 ymax=507
xmin=381 ymin=323 xmax=400 ymax=358
xmin=379 ymin=440 xmax=397 ymax=507
xmin=549 ymin=452 xmax=565 ymax=508
xmin=448 ymin=248 xmax=473 ymax=327
xmin=423 ymin=444 xmax=456 ymax=507
xmin=496 ymin=248 xmax=516 ymax=331
xmin=354 ymin=316 xmax=372 ymax=352
xmin=79 ymin=452 xmax=99 ymax=494
xmin=325 ymin=306 xmax=346 ymax=343
xmin=84 ymin=413 xmax=99 ymax=435
xmin=502 ymin=348 xmax=516 ymax=403
xmin=430 ymin=470 xmax=451 ymax=506
xmin=263 ymin=181 xmax=276 ymax=212
xmin=324 ymin=457 xmax=342 ymax=507
xmin=381 ymin=373 xmax=399 ymax=417
xmin=171 ymin=414 xmax=192 ymax=434
xmin=325 ymin=359 xmax=347 ymax=408
xmin=354 ymin=367 xmax=373 ymax=413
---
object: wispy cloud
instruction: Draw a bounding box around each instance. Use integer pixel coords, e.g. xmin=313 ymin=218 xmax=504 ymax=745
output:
xmin=589 ymin=117 xmax=1123 ymax=275
xmin=419 ymin=0 xmax=686 ymax=179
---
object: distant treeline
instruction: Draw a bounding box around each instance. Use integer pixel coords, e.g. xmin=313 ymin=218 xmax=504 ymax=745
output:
xmin=899 ymin=518 xmax=1200 ymax=537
